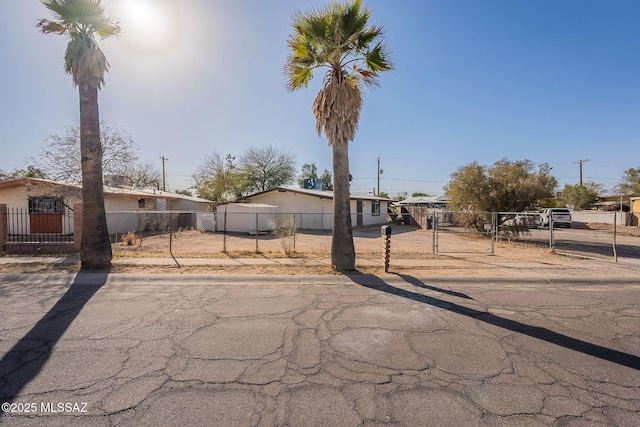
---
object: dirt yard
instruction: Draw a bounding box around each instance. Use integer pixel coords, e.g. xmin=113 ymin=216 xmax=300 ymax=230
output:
xmin=111 ymin=225 xmax=488 ymax=258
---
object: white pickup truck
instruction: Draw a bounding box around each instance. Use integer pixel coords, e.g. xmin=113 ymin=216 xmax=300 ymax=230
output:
xmin=538 ymin=208 xmax=572 ymax=228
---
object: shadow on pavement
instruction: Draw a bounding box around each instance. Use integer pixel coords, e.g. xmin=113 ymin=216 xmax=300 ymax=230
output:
xmin=395 ymin=273 xmax=473 ymax=300
xmin=0 ymin=272 xmax=108 ymax=403
xmin=348 ymin=274 xmax=640 ymax=371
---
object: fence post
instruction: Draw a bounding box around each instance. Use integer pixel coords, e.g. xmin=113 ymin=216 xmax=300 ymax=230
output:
xmin=73 ymin=204 xmax=83 ymax=252
xmin=491 ymin=212 xmax=496 ymax=255
xmin=549 ymin=215 xmax=554 ymax=250
xmin=434 ymin=214 xmax=439 ymax=253
xmin=431 ymin=212 xmax=436 ymax=254
xmin=0 ymin=204 xmax=7 ymax=253
xmin=223 ymin=208 xmax=227 ymax=253
xmin=255 ymin=212 xmax=259 ymax=253
xmin=613 ymin=211 xmax=618 ymax=262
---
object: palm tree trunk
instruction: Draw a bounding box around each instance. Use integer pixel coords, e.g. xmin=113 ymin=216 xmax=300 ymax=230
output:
xmin=79 ymin=85 xmax=112 ymax=269
xmin=331 ymin=141 xmax=356 ymax=271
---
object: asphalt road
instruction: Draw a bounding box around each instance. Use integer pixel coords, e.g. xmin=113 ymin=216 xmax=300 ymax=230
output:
xmin=1 ymin=273 xmax=639 ymax=426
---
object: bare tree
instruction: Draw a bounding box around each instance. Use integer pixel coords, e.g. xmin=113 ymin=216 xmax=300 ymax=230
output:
xmin=126 ymin=161 xmax=161 ymax=188
xmin=35 ymin=124 xmax=139 ymax=184
xmin=239 ymin=145 xmax=296 ymax=193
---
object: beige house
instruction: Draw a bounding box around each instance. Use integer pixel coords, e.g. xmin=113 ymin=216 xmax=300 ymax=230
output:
xmin=238 ymin=187 xmax=392 ymax=230
xmin=0 ymin=178 xmax=214 ymax=235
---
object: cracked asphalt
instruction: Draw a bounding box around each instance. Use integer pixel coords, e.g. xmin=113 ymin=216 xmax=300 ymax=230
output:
xmin=0 ymin=267 xmax=639 ymax=426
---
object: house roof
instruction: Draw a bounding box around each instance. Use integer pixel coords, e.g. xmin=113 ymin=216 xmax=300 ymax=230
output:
xmin=0 ymin=178 xmax=213 ymax=204
xmin=239 ymin=186 xmax=394 ymax=202
xmin=395 ymin=195 xmax=448 ymax=205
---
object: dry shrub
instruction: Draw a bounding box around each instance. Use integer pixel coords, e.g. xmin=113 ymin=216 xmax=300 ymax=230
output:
xmin=122 ymin=232 xmax=137 ymax=246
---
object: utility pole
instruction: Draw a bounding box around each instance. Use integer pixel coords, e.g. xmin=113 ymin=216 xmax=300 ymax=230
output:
xmin=160 ymin=156 xmax=169 ymax=191
xmin=377 ymin=157 xmax=381 ymax=195
xmin=573 ymin=159 xmax=589 ymax=186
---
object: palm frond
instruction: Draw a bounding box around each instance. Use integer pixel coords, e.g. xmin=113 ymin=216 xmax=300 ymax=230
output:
xmin=364 ymin=41 xmax=393 ymax=72
xmin=36 ymin=19 xmax=66 ymax=34
xmin=285 ymin=0 xmax=393 ymax=143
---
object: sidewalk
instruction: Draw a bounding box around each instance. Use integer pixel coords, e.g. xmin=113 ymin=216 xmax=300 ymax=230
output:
xmin=2 ymin=250 xmax=639 ymax=279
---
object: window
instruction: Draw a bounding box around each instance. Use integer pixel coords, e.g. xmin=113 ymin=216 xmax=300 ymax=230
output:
xmin=28 ymin=198 xmax=62 ymax=214
xmin=372 ymin=200 xmax=381 ymax=216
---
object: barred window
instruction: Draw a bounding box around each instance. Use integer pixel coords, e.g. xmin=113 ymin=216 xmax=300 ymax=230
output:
xmin=28 ymin=198 xmax=62 ymax=214
xmin=372 ymin=200 xmax=381 ymax=216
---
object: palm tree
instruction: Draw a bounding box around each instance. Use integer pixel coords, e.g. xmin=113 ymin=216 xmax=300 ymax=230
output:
xmin=37 ymin=0 xmax=120 ymax=269
xmin=285 ymin=0 xmax=393 ymax=271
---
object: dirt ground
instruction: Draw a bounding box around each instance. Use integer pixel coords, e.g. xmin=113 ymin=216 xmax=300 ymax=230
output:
xmin=111 ymin=225 xmax=490 ymax=259
xmin=3 ymin=223 xmax=638 ymax=276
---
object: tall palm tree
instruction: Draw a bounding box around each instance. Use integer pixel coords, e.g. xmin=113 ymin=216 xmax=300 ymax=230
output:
xmin=285 ymin=0 xmax=393 ymax=271
xmin=37 ymin=0 xmax=120 ymax=269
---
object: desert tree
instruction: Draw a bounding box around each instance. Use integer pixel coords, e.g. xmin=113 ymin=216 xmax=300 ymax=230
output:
xmin=561 ymin=182 xmax=602 ymax=210
xmin=193 ymin=152 xmax=244 ymax=202
xmin=445 ymin=159 xmax=557 ymax=230
xmin=615 ymin=166 xmax=640 ymax=197
xmin=238 ymin=145 xmax=297 ymax=194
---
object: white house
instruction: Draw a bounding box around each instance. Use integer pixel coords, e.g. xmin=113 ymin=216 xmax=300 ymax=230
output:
xmin=215 ymin=203 xmax=277 ymax=233
xmin=238 ymin=187 xmax=392 ymax=230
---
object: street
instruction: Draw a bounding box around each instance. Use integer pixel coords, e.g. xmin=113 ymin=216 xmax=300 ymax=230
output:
xmin=1 ymin=272 xmax=639 ymax=426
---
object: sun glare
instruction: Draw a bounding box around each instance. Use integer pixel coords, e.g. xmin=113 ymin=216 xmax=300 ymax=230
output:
xmin=111 ymin=0 xmax=175 ymax=50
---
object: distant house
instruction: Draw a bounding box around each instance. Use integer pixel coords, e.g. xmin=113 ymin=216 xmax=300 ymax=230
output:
xmin=238 ymin=187 xmax=392 ymax=230
xmin=593 ymin=194 xmax=630 ymax=212
xmin=394 ymin=195 xmax=448 ymax=209
xmin=0 ymin=178 xmax=214 ymax=235
xmin=391 ymin=195 xmax=449 ymax=229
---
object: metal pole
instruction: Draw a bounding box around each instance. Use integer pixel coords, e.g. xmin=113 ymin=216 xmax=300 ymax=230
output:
xmin=434 ymin=214 xmax=439 ymax=253
xmin=255 ymin=213 xmax=259 ymax=253
xmin=491 ymin=212 xmax=496 ymax=255
xmin=549 ymin=214 xmax=554 ymax=250
xmin=169 ymin=211 xmax=180 ymax=267
xmin=223 ymin=208 xmax=227 ymax=253
xmin=613 ymin=211 xmax=618 ymax=262
xmin=293 ymin=214 xmax=297 ymax=253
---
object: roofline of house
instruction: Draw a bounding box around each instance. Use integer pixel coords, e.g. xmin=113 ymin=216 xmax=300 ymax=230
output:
xmin=0 ymin=177 xmax=214 ymax=203
xmin=238 ymin=186 xmax=394 ymax=202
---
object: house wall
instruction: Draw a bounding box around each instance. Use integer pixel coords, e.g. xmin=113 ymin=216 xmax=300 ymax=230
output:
xmin=632 ymin=198 xmax=640 ymax=227
xmin=246 ymin=191 xmax=389 ymax=230
xmin=247 ymin=192 xmax=333 ymax=230
xmin=216 ymin=204 xmax=277 ymax=233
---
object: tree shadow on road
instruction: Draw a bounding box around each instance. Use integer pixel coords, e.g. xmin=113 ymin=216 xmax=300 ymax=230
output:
xmin=347 ymin=274 xmax=640 ymax=371
xmin=0 ymin=272 xmax=107 ymax=403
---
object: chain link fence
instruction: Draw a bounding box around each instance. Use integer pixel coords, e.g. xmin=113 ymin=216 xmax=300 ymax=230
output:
xmin=108 ymin=211 xmax=398 ymax=258
xmin=105 ymin=210 xmax=638 ymax=262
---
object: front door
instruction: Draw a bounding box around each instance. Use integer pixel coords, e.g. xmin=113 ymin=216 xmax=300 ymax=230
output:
xmin=29 ymin=198 xmax=63 ymax=233
xmin=356 ymin=200 xmax=363 ymax=227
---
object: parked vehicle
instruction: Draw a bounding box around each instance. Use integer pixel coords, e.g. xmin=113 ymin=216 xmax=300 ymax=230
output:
xmin=537 ymin=208 xmax=572 ymax=228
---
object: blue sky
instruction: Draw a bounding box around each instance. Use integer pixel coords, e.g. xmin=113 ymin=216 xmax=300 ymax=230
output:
xmin=1 ymin=0 xmax=639 ymax=197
